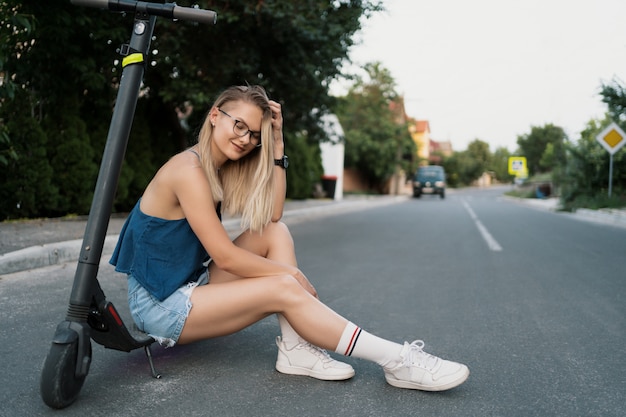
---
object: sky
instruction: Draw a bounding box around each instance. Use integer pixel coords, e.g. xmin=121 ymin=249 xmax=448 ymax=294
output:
xmin=336 ymin=0 xmax=626 ymax=152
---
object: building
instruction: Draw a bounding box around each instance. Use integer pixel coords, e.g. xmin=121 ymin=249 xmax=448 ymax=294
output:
xmin=429 ymin=139 xmax=453 ymax=164
xmin=409 ymin=119 xmax=431 ymax=163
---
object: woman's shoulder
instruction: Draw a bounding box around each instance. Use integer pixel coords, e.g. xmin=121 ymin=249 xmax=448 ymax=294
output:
xmin=164 ymin=150 xmax=211 ymax=200
xmin=142 ymin=149 xmax=207 ymax=217
xmin=169 ymin=147 xmax=201 ymax=165
xmin=159 ymin=149 xmax=202 ymax=178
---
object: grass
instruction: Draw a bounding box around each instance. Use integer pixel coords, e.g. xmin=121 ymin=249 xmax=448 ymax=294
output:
xmin=504 ymin=187 xmax=536 ymax=199
xmin=561 ymin=193 xmax=626 ymax=212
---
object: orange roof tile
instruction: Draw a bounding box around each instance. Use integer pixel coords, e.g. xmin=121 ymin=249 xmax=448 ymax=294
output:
xmin=415 ymin=120 xmax=430 ymax=133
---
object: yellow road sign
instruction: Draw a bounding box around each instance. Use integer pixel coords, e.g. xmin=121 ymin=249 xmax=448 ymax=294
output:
xmin=508 ymin=156 xmax=528 ymax=178
xmin=596 ymin=122 xmax=626 ymax=155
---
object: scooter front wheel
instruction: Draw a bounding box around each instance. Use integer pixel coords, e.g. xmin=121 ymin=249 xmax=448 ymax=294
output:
xmin=40 ymin=340 xmax=91 ymax=409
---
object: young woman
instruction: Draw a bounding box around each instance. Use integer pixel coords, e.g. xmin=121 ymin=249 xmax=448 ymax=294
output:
xmin=110 ymin=85 xmax=469 ymax=391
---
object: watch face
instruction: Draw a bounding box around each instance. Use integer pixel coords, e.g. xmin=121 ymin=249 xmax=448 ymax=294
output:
xmin=282 ymin=156 xmax=289 ymax=168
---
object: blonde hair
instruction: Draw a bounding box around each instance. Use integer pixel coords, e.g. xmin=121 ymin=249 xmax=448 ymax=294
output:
xmin=197 ymin=85 xmax=275 ymax=232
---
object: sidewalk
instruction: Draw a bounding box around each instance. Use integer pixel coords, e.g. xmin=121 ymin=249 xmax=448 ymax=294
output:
xmin=0 ymin=195 xmax=408 ymax=275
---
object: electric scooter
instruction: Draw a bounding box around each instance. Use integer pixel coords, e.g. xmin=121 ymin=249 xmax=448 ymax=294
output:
xmin=39 ymin=0 xmax=216 ymax=409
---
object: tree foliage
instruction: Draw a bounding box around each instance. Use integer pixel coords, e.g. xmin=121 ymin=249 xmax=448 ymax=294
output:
xmin=334 ymin=62 xmax=415 ymax=192
xmin=442 ymin=139 xmax=493 ymax=187
xmin=550 ymin=77 xmax=626 ymax=209
xmin=559 ymin=118 xmax=626 ymax=209
xmin=516 ymin=123 xmax=567 ymax=177
xmin=491 ymin=146 xmax=514 ymax=183
xmin=600 ymin=78 xmax=626 ymax=124
xmin=0 ymin=0 xmax=381 ymax=220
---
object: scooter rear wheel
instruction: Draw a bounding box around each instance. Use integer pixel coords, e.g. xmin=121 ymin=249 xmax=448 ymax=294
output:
xmin=40 ymin=340 xmax=91 ymax=409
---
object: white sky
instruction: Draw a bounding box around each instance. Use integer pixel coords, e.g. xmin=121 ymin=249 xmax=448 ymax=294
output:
xmin=338 ymin=0 xmax=626 ymax=152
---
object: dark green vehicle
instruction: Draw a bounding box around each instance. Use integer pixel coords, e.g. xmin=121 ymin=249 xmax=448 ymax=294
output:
xmin=412 ymin=166 xmax=446 ymax=199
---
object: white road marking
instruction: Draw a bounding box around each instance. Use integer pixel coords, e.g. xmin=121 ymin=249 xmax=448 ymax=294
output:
xmin=462 ymin=200 xmax=503 ymax=252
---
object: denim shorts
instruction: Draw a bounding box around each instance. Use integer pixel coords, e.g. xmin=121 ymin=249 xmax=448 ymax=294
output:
xmin=127 ymin=271 xmax=209 ymax=347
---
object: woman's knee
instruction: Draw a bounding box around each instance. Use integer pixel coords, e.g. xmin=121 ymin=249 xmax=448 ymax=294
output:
xmin=263 ymin=221 xmax=295 ymax=254
xmin=265 ymin=221 xmax=293 ymax=242
xmin=270 ymin=274 xmax=309 ymax=306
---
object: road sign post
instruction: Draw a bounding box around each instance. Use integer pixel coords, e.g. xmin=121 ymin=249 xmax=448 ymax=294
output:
xmin=596 ymin=122 xmax=626 ymax=197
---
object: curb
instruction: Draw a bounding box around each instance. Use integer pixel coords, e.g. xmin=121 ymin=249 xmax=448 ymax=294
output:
xmin=500 ymin=195 xmax=560 ymax=211
xmin=573 ymin=207 xmax=626 ymax=227
xmin=502 ymin=195 xmax=626 ymax=227
xmin=0 ymin=196 xmax=407 ymax=276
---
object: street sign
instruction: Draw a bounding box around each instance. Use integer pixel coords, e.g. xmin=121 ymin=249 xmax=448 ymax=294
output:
xmin=596 ymin=122 xmax=626 ymax=155
xmin=508 ymin=156 xmax=528 ymax=178
xmin=595 ymin=122 xmax=626 ymax=197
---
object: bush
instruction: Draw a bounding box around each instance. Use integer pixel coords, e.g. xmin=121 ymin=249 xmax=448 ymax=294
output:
xmin=286 ymin=132 xmax=322 ymax=199
xmin=0 ymin=110 xmax=58 ymax=220
xmin=45 ymin=110 xmax=98 ymax=216
xmin=561 ymin=191 xmax=626 ymax=212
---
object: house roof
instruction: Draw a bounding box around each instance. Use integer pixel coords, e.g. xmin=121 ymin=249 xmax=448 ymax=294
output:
xmin=415 ymin=120 xmax=430 ymax=133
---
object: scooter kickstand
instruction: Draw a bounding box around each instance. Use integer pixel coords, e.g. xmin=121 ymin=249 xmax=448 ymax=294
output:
xmin=144 ymin=345 xmax=161 ymax=379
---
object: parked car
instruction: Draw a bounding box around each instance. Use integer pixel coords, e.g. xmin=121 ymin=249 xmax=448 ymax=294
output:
xmin=413 ymin=165 xmax=446 ymax=199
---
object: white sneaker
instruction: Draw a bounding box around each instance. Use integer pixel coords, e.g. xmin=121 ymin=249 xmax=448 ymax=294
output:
xmin=275 ymin=336 xmax=355 ymax=381
xmin=383 ymin=340 xmax=469 ymax=391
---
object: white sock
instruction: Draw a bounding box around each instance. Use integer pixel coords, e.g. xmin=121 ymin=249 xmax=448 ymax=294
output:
xmin=334 ymin=322 xmax=403 ymax=367
xmin=277 ymin=314 xmax=302 ymax=348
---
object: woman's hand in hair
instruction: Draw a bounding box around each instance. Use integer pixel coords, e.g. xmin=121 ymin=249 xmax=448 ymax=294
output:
xmin=269 ymin=100 xmax=284 ymax=157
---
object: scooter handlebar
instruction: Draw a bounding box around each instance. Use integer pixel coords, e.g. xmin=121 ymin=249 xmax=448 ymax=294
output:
xmin=70 ymin=0 xmax=217 ymax=25
xmin=172 ymin=5 xmax=217 ymax=25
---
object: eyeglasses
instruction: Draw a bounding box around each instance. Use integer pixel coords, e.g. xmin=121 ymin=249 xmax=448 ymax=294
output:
xmin=218 ymin=108 xmax=262 ymax=147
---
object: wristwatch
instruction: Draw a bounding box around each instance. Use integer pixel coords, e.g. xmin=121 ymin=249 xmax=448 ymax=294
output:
xmin=274 ymin=155 xmax=289 ymax=169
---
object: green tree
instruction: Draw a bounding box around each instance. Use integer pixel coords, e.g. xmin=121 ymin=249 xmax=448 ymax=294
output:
xmin=516 ymin=123 xmax=567 ymax=176
xmin=441 ymin=152 xmax=460 ymax=187
xmin=491 ymin=146 xmax=514 ymax=183
xmin=44 ymin=99 xmax=98 ymax=215
xmin=335 ymin=62 xmax=415 ymax=192
xmin=598 ymin=78 xmax=626 ymax=199
xmin=466 ymin=139 xmax=491 ymax=176
xmin=0 ymin=2 xmax=35 ymax=168
xmin=285 ymin=131 xmax=323 ymax=199
xmin=600 ymin=78 xmax=626 ymax=124
xmin=442 ymin=139 xmax=492 ymax=186
xmin=1 ymin=1 xmax=130 ymax=219
xmin=556 ymin=77 xmax=626 ymax=209
xmin=0 ymin=95 xmax=58 ymax=219
xmin=561 ymin=116 xmax=626 ymax=209
xmin=0 ymin=0 xmax=382 ymax=219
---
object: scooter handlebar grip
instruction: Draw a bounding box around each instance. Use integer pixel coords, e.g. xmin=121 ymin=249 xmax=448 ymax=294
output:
xmin=172 ymin=5 xmax=217 ymax=25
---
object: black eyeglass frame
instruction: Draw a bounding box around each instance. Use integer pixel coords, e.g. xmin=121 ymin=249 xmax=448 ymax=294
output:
xmin=218 ymin=108 xmax=262 ymax=148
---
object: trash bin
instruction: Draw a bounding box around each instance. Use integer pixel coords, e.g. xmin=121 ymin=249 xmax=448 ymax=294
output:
xmin=321 ymin=175 xmax=337 ymax=199
xmin=535 ymin=183 xmax=551 ymax=199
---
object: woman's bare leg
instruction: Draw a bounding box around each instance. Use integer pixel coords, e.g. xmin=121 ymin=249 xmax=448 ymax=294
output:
xmin=178 ymin=221 xmax=347 ymax=347
xmin=207 ymin=221 xmax=299 ymax=283
xmin=178 ymin=273 xmax=347 ymax=346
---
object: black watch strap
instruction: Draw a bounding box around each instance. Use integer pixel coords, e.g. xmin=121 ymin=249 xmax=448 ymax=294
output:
xmin=274 ymin=155 xmax=289 ymax=169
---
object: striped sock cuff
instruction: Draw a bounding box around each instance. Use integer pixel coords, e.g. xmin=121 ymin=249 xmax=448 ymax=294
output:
xmin=335 ymin=322 xmax=362 ymax=357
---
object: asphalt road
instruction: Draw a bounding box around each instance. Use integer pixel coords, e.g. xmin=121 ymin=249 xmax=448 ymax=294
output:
xmin=1 ymin=187 xmax=624 ymax=416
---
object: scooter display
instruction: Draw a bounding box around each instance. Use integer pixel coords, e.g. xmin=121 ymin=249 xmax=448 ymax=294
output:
xmin=39 ymin=0 xmax=217 ymax=409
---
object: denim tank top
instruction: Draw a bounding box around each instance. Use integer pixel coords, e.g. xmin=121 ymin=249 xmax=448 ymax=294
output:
xmin=110 ymin=199 xmax=220 ymax=301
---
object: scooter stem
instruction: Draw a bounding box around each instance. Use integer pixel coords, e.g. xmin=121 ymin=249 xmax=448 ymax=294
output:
xmin=66 ymin=13 xmax=156 ymax=320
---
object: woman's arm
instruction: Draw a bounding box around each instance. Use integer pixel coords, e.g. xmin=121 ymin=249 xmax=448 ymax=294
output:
xmin=270 ymin=100 xmax=286 ymax=222
xmin=177 ymin=163 xmax=303 ymax=274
